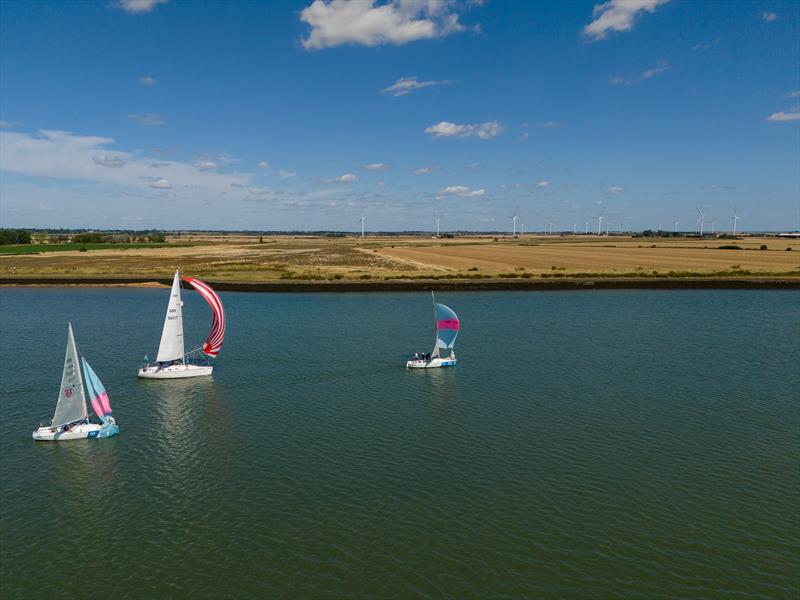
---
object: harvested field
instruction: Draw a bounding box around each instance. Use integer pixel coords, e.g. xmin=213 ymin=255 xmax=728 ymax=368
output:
xmin=1 ymin=234 xmax=798 ymax=283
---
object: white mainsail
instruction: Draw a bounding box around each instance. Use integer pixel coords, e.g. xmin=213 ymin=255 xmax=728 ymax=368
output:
xmin=155 ymin=269 xmax=185 ymax=363
xmin=52 ymin=323 xmax=88 ymax=427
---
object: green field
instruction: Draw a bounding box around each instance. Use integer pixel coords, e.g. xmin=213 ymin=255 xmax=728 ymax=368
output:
xmin=0 ymin=243 xmax=193 ymax=255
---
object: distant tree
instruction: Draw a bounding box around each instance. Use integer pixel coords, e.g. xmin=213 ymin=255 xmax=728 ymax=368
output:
xmin=32 ymin=230 xmax=49 ymax=244
xmin=0 ymin=229 xmax=32 ymax=245
xmin=72 ymin=232 xmax=105 ymax=243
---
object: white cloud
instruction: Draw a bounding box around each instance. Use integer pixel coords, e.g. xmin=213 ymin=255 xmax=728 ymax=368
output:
xmin=424 ymin=120 xmax=503 ymax=139
xmin=607 ymin=185 xmax=624 ymax=193
xmin=766 ymin=110 xmax=800 ymax=122
xmin=128 ymin=113 xmax=164 ymax=126
xmin=149 ymin=178 xmax=171 ymax=189
xmin=278 ymin=169 xmax=296 ymax=179
xmin=336 ymin=173 xmax=358 ymax=183
xmin=138 ymin=76 xmax=158 ymax=86
xmin=366 ymin=162 xmax=388 ymax=170
xmin=583 ymin=0 xmax=669 ymax=41
xmin=0 ymin=120 xmax=21 ymax=129
xmin=0 ymin=129 xmax=248 ymax=195
xmin=762 ymin=12 xmax=778 ymax=22
xmin=414 ymin=165 xmax=438 ymax=175
xmin=519 ymin=132 xmax=530 ymax=140
xmin=257 ymin=161 xmax=271 ymax=169
xmin=543 ymin=121 xmax=563 ymax=128
xmin=642 ymin=62 xmax=668 ymax=79
xmin=193 ymin=160 xmax=219 ymax=170
xmin=787 ymin=91 xmax=800 ymax=99
xmin=438 ymin=185 xmax=486 ymax=198
xmin=118 ymin=0 xmax=168 ymax=14
xmin=536 ymin=181 xmax=549 ymax=188
xmin=691 ymin=42 xmax=711 ymax=51
xmin=93 ymin=155 xmax=125 ymax=168
xmin=381 ymin=76 xmax=449 ymax=97
xmin=300 ymin=0 xmax=472 ymax=50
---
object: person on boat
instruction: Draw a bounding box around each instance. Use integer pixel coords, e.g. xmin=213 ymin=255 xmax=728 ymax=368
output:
xmin=414 ymin=352 xmax=419 ymax=360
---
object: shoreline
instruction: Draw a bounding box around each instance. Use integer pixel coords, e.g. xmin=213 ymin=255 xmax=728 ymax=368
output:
xmin=1 ymin=276 xmax=799 ymax=292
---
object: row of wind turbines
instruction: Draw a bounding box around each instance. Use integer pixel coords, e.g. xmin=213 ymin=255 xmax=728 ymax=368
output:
xmin=353 ymin=206 xmax=744 ymax=238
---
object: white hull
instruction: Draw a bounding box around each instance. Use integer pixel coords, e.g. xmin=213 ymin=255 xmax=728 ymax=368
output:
xmin=33 ymin=422 xmax=103 ymax=441
xmin=406 ymin=357 xmax=457 ymax=369
xmin=138 ymin=363 xmax=213 ymax=379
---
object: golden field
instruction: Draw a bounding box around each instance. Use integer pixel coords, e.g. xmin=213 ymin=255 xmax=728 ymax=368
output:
xmin=1 ymin=234 xmax=799 ymax=283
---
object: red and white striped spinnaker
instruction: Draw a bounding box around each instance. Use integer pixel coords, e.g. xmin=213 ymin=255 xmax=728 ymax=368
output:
xmin=182 ymin=276 xmax=225 ymax=357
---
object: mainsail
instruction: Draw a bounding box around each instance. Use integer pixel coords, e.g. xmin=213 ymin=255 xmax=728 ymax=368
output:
xmin=182 ymin=276 xmax=225 ymax=357
xmin=52 ymin=323 xmax=88 ymax=427
xmin=82 ymin=358 xmax=113 ymax=423
xmin=431 ymin=295 xmax=460 ymax=358
xmin=156 ymin=270 xmax=185 ymax=362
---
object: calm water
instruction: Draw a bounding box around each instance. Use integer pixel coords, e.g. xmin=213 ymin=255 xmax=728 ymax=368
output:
xmin=1 ymin=288 xmax=798 ymax=599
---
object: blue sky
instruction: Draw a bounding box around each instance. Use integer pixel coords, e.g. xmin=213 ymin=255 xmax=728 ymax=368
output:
xmin=1 ymin=0 xmax=798 ymax=232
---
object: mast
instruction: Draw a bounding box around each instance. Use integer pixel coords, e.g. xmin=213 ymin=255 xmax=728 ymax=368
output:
xmin=155 ymin=269 xmax=185 ymax=363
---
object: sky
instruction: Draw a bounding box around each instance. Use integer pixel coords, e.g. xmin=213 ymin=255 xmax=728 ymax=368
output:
xmin=0 ymin=0 xmax=798 ymax=232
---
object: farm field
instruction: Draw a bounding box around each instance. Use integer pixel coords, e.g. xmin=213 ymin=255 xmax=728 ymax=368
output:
xmin=1 ymin=234 xmax=798 ymax=284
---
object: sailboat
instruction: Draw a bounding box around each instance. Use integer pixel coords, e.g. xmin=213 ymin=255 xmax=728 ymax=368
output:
xmin=138 ymin=269 xmax=225 ymax=379
xmin=406 ymin=292 xmax=460 ymax=369
xmin=32 ymin=323 xmax=120 ymax=441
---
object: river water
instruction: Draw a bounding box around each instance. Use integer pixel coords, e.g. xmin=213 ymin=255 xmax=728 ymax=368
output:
xmin=1 ymin=288 xmax=798 ymax=598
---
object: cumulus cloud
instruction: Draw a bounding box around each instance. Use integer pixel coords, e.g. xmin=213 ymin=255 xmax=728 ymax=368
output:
xmin=766 ymin=110 xmax=800 ymax=122
xmin=381 ymin=76 xmax=449 ymax=96
xmin=0 ymin=129 xmax=249 ymax=195
xmin=414 ymin=165 xmax=438 ymax=175
xmin=128 ymin=113 xmax=164 ymax=126
xmin=787 ymin=91 xmax=800 ymax=99
xmin=583 ymin=0 xmax=669 ymax=41
xmin=149 ymin=178 xmax=171 ymax=189
xmin=336 ymin=173 xmax=358 ymax=183
xmin=437 ymin=185 xmax=485 ymax=198
xmin=424 ymin=120 xmax=503 ymax=139
xmin=138 ymin=76 xmax=158 ymax=86
xmin=300 ymin=0 xmax=473 ymax=50
xmin=278 ymin=169 xmax=296 ymax=179
xmin=536 ymin=181 xmax=549 ymax=188
xmin=0 ymin=120 xmax=21 ymax=129
xmin=519 ymin=132 xmax=530 ymax=140
xmin=543 ymin=121 xmax=563 ymax=128
xmin=762 ymin=12 xmax=778 ymax=22
xmin=118 ymin=0 xmax=169 ymax=14
xmin=257 ymin=161 xmax=271 ymax=169
xmin=607 ymin=185 xmax=624 ymax=193
xmin=193 ymin=160 xmax=219 ymax=170
xmin=366 ymin=162 xmax=388 ymax=170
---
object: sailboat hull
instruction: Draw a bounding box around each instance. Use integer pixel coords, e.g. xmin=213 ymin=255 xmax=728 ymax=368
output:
xmin=32 ymin=421 xmax=119 ymax=441
xmin=406 ymin=357 xmax=457 ymax=369
xmin=137 ymin=364 xmax=213 ymax=379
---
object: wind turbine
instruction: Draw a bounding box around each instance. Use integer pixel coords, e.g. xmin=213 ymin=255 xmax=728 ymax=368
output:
xmin=433 ymin=212 xmax=441 ymax=237
xmin=673 ymin=220 xmax=679 ymax=234
xmin=520 ymin=223 xmax=525 ymax=235
xmin=548 ymin=222 xmax=553 ymax=235
xmin=573 ymin=223 xmax=577 ymax=234
xmin=507 ymin=207 xmax=518 ymax=237
xmin=731 ymin=207 xmax=742 ymax=235
xmin=596 ymin=210 xmax=604 ymax=235
xmin=696 ymin=207 xmax=708 ymax=236
xmin=358 ymin=214 xmax=365 ymax=238
xmin=710 ymin=221 xmax=715 ymax=235
xmin=585 ymin=221 xmax=589 ymax=234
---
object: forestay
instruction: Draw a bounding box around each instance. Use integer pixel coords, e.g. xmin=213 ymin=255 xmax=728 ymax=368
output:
xmin=52 ymin=323 xmax=88 ymax=428
xmin=182 ymin=276 xmax=226 ymax=357
xmin=156 ymin=270 xmax=185 ymax=362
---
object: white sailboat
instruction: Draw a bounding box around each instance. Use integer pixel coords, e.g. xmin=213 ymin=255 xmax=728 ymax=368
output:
xmin=32 ymin=323 xmax=120 ymax=441
xmin=138 ymin=269 xmax=225 ymax=379
xmin=406 ymin=292 xmax=460 ymax=369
